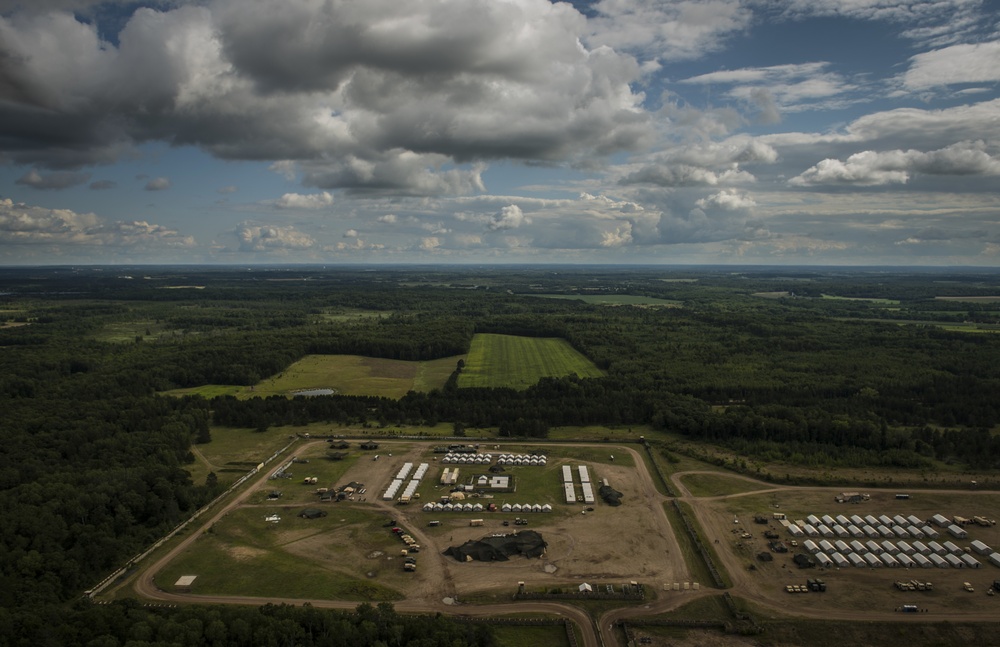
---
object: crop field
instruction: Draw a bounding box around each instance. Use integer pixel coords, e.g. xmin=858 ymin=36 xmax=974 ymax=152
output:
xmin=457 ymin=334 xmax=603 ymax=389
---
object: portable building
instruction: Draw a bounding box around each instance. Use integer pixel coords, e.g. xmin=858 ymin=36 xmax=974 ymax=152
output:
xmin=907 ymin=515 xmax=924 ymax=526
xmin=928 ymin=541 xmax=947 ymax=555
xmin=990 ymin=552 xmax=1000 ymax=568
xmin=897 ymin=540 xmax=914 ymax=555
xmin=832 ymin=552 xmax=850 ymax=568
xmin=819 ymin=539 xmax=835 ymax=553
xmin=961 ymin=554 xmax=982 ymax=568
xmin=836 ymin=514 xmax=850 ymax=526
xmin=850 ymin=540 xmax=866 ymax=553
xmin=835 ymin=540 xmax=851 ymax=554
xmin=943 ymin=540 xmax=962 ymax=555
xmin=864 ymin=515 xmax=879 ymax=527
xmin=929 ymin=553 xmax=949 ymax=568
xmin=865 ymin=540 xmax=882 ymax=554
xmin=907 ymin=526 xmax=925 ymax=539
xmin=864 ymin=553 xmax=883 ymax=567
xmin=931 ymin=514 xmax=950 ymax=527
xmin=562 ymin=465 xmax=573 ymax=483
xmin=947 ymin=524 xmax=969 ymax=539
xmin=803 ymin=524 xmax=820 ymax=537
xmin=511 ymin=503 xmax=522 ymax=512
xmin=921 ymin=525 xmax=939 ymax=539
xmin=879 ymin=515 xmax=894 ymax=527
xmin=881 ymin=540 xmax=897 ymax=554
xmin=849 ymin=553 xmax=866 ymax=567
xmin=832 ymin=524 xmax=849 ymax=537
xmin=897 ymin=553 xmax=916 ymax=568
xmin=877 ymin=525 xmax=894 ymax=538
xmin=779 ymin=519 xmax=791 ymax=528
xmin=818 ymin=524 xmax=835 ymax=538
xmin=564 ymin=483 xmax=576 ymax=503
xmin=893 ymin=526 xmax=909 ymax=538
xmin=807 ymin=514 xmax=821 ymax=527
xmin=863 ymin=525 xmax=880 ymax=538
xmin=541 ymin=504 xmax=552 ymax=512
xmin=945 ymin=554 xmax=965 ymax=568
xmin=578 ymin=465 xmax=590 ymax=483
xmin=531 ymin=503 xmax=542 ymax=513
xmin=913 ymin=553 xmax=933 ymax=568
xmin=913 ymin=541 xmax=930 ymax=555
xmin=501 ymin=503 xmax=512 ymax=512
xmin=881 ymin=553 xmax=900 ymax=568
xmin=787 ymin=524 xmax=804 ymax=537
xmin=444 ymin=503 xmax=454 ymax=511
xmin=850 ymin=514 xmax=865 ymax=526
xmin=581 ymin=482 xmax=595 ymax=504
xmin=815 ymin=552 xmax=833 ymax=567
xmin=971 ymin=540 xmax=992 ymax=556
xmin=822 ymin=514 xmax=836 ymax=527
xmin=893 ymin=515 xmax=909 ymax=527
xmin=848 ymin=524 xmax=865 ymax=538
xmin=803 ymin=539 xmax=820 ymax=554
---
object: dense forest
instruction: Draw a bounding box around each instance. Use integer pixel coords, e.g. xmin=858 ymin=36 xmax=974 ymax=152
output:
xmin=2 ymin=264 xmax=1000 ymax=636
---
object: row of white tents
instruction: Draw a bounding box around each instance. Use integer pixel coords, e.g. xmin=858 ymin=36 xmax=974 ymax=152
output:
xmin=441 ymin=453 xmax=493 ymax=464
xmin=421 ymin=502 xmax=553 ymax=513
xmin=802 ymin=539 xmax=982 ymax=568
xmin=785 ymin=519 xmax=939 ymax=541
xmin=496 ymin=454 xmax=548 ymax=466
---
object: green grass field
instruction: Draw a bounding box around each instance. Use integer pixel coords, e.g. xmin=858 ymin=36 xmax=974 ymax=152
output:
xmin=164 ymin=354 xmax=463 ymax=400
xmin=678 ymin=473 xmax=767 ymax=497
xmin=492 ymin=624 xmax=571 ymax=647
xmin=528 ymin=294 xmax=682 ymax=307
xmin=456 ymin=334 xmax=603 ymax=389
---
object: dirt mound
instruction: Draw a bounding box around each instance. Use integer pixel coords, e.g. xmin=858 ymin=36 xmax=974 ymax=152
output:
xmin=599 ymin=484 xmax=623 ymax=506
xmin=443 ymin=530 xmax=547 ymax=562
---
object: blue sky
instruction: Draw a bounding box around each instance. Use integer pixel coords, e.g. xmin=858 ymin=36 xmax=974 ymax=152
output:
xmin=1 ymin=0 xmax=999 ymax=265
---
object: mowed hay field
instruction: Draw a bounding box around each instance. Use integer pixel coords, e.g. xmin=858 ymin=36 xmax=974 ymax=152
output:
xmin=456 ymin=334 xmax=604 ymax=389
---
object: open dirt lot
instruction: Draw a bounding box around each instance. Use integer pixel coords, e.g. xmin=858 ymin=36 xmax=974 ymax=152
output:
xmin=199 ymin=440 xmax=690 ymax=604
xmin=679 ymin=472 xmax=1000 ymax=619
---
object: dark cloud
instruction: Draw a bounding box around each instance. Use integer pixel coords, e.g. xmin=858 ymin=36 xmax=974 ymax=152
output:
xmin=15 ymin=168 xmax=91 ymax=189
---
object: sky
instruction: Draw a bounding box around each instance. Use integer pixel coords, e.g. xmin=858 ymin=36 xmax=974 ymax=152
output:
xmin=1 ymin=0 xmax=999 ymax=266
